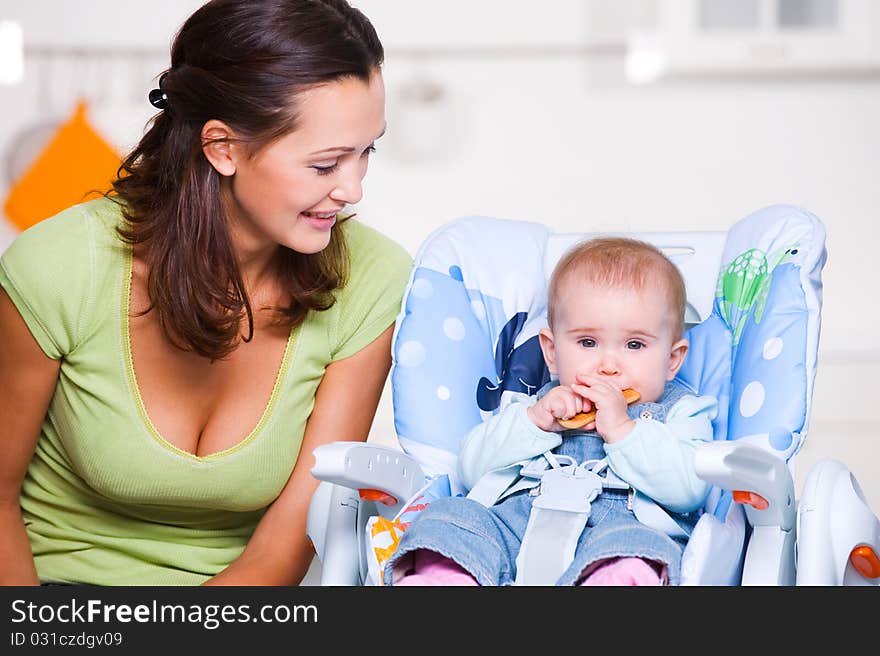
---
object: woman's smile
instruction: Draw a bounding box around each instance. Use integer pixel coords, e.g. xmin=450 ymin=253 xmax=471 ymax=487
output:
xmin=301 ymin=210 xmax=339 ymax=231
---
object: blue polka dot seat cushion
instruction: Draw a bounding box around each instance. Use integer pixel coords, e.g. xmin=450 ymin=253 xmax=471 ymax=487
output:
xmin=390 ymin=205 xmax=826 ymax=586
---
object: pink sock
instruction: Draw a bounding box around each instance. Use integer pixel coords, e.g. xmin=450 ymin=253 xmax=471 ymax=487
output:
xmin=394 ymin=549 xmax=479 ymax=586
xmin=578 ymin=557 xmax=665 ymax=586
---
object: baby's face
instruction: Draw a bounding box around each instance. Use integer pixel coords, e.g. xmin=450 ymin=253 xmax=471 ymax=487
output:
xmin=541 ymin=280 xmax=687 ymax=404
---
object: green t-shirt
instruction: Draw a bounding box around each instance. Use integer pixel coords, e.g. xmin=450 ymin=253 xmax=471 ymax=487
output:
xmin=0 ymin=197 xmax=412 ymax=585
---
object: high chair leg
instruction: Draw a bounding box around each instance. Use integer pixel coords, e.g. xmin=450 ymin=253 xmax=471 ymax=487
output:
xmin=796 ymin=458 xmax=880 ymax=586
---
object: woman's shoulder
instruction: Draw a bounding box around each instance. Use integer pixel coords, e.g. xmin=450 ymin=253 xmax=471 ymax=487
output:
xmin=340 ymin=216 xmax=411 ymax=266
xmin=323 ymin=218 xmax=413 ymax=360
xmin=7 ymin=196 xmax=123 ymax=253
xmin=338 ymin=217 xmax=413 ymax=289
xmin=1 ymin=196 xmax=126 ymax=310
xmin=0 ymin=196 xmax=124 ymax=358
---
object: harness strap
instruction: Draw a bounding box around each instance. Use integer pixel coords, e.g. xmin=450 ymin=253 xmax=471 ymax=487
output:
xmin=466 ymin=452 xmax=692 ymax=584
xmin=631 ymin=490 xmax=691 ymax=540
xmin=515 ymin=455 xmax=603 ymax=585
xmin=515 ymin=507 xmax=589 ymax=585
xmin=465 ymin=452 xmax=575 ymax=507
xmin=515 ymin=454 xmax=692 ymax=584
xmin=465 ymin=463 xmax=525 ymax=507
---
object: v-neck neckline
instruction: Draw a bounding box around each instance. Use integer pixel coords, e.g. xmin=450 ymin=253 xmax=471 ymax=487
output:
xmin=120 ymin=246 xmax=297 ymax=461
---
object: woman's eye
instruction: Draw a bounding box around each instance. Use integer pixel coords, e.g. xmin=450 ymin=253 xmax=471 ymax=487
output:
xmin=578 ymin=338 xmax=596 ymax=348
xmin=313 ymin=146 xmax=374 ymax=175
xmin=312 ymin=163 xmax=339 ymax=176
xmin=626 ymin=341 xmax=644 ymax=350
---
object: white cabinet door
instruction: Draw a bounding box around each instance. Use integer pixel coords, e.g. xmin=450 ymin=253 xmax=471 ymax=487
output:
xmin=627 ymin=0 xmax=880 ymax=83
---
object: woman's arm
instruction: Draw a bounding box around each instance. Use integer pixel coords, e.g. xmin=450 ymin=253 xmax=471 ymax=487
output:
xmin=204 ymin=323 xmax=395 ymax=586
xmin=0 ymin=289 xmax=60 ymax=585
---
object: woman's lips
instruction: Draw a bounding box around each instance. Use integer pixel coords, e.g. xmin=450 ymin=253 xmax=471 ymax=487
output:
xmin=302 ymin=211 xmax=337 ymax=230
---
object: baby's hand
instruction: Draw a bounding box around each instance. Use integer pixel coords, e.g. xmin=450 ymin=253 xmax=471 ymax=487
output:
xmin=572 ymin=374 xmax=636 ymax=444
xmin=527 ymin=385 xmax=592 ymax=432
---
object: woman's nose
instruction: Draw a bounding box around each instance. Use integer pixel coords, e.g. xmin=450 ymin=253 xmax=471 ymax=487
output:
xmin=329 ymin=169 xmax=364 ymax=205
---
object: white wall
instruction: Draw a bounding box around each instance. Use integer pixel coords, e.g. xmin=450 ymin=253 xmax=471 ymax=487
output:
xmin=0 ymin=0 xmax=877 ymax=511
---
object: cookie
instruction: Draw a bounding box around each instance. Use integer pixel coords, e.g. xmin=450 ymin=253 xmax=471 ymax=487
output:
xmin=557 ymin=388 xmax=641 ymax=429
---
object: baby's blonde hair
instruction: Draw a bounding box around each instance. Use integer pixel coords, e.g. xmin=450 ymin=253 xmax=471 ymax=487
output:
xmin=547 ymin=236 xmax=687 ymax=336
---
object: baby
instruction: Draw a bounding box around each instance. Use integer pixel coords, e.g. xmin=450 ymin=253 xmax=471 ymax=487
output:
xmin=385 ymin=237 xmax=718 ymax=586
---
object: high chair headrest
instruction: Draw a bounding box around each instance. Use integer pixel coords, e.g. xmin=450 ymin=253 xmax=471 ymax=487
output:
xmin=677 ymin=204 xmax=826 ymax=463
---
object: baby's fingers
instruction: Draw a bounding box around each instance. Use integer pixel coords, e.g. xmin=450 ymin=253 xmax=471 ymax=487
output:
xmin=550 ymin=395 xmax=580 ymax=421
xmin=570 ymin=385 xmax=594 ymax=411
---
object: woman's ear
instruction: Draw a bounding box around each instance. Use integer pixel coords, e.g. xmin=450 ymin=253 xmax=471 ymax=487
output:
xmin=539 ymin=328 xmax=558 ymax=375
xmin=667 ymin=338 xmax=689 ymax=380
xmin=201 ymin=120 xmax=238 ymax=177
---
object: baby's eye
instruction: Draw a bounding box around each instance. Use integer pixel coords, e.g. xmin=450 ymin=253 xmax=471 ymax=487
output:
xmin=626 ymin=341 xmax=645 ymax=350
xmin=578 ymin=338 xmax=596 ymax=348
xmin=362 ymin=144 xmax=377 ymax=158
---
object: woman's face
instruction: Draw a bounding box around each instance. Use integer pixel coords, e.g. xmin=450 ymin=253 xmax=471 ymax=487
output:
xmin=223 ymin=70 xmax=386 ymax=256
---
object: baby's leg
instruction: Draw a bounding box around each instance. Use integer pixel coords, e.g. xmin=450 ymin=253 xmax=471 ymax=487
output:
xmin=394 ymin=549 xmax=479 ymax=586
xmin=384 ymin=496 xmax=523 ymax=586
xmin=577 ymin=557 xmax=667 ymax=586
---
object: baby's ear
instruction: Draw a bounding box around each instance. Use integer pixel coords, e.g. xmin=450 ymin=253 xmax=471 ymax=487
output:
xmin=667 ymin=338 xmax=689 ymax=380
xmin=539 ymin=328 xmax=558 ymax=375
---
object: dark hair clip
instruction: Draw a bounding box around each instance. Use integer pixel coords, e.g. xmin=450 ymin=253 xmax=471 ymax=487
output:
xmin=149 ymin=72 xmax=170 ymax=110
xmin=148 ymin=88 xmax=169 ymax=110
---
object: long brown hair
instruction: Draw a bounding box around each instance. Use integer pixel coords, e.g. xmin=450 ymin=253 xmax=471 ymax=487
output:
xmin=110 ymin=0 xmax=384 ymax=360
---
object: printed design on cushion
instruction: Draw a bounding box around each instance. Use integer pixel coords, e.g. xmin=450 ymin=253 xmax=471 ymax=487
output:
xmin=726 ymin=257 xmax=809 ymax=458
xmin=393 ymin=266 xmax=501 ymax=455
xmin=716 ymin=243 xmax=800 ymax=346
xmin=368 ymin=517 xmax=406 ymax=575
xmin=368 ymin=475 xmax=452 ymax=585
xmin=709 ymin=237 xmax=809 ymax=461
xmin=392 ymin=216 xmax=550 ymax=478
xmin=476 ymin=312 xmax=550 ymax=412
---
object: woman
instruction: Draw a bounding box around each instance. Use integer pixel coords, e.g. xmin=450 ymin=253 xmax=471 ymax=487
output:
xmin=0 ymin=0 xmax=411 ymax=585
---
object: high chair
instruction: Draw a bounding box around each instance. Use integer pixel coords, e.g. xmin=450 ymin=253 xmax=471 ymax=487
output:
xmin=306 ymin=204 xmax=880 ymax=586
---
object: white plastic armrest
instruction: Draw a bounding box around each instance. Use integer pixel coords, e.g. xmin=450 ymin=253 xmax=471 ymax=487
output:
xmin=796 ymin=458 xmax=880 ymax=586
xmin=310 ymin=442 xmax=426 ymax=518
xmin=694 ymin=441 xmax=796 ymax=585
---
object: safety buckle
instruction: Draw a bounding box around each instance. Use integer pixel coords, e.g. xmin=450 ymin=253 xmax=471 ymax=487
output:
xmin=582 ymin=458 xmax=630 ymax=492
xmin=519 ymin=454 xmax=577 ymax=480
xmin=531 ymin=465 xmax=604 ymax=514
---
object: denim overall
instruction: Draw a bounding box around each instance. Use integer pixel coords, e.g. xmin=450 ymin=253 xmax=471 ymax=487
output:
xmin=385 ymin=380 xmax=700 ymax=586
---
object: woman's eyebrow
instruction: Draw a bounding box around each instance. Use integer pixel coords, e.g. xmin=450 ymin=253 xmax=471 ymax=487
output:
xmin=310 ymin=145 xmax=356 ymax=155
xmin=309 ymin=126 xmax=386 ymax=156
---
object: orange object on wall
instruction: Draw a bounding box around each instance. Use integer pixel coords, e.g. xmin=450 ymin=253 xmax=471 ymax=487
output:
xmin=3 ymin=101 xmax=121 ymax=232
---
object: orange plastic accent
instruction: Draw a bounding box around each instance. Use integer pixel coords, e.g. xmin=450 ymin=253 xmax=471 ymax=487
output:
xmin=4 ymin=101 xmax=121 ymax=231
xmin=732 ymin=490 xmax=769 ymax=510
xmin=850 ymin=545 xmax=880 ymax=579
xmin=358 ymin=489 xmax=398 ymax=506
